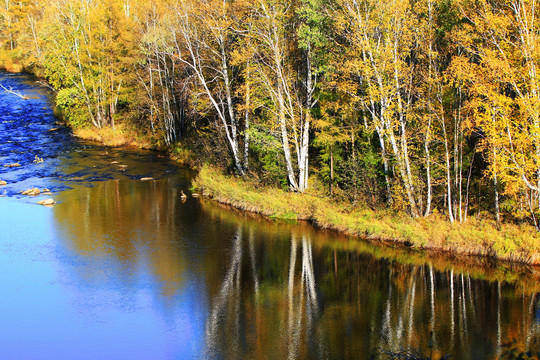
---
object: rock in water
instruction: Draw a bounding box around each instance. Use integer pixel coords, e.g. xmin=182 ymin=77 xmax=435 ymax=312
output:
xmin=37 ymin=199 xmax=55 ymax=206
xmin=4 ymin=163 xmax=20 ymax=168
xmin=0 ymin=180 xmax=6 ymax=186
xmin=140 ymin=177 xmax=154 ymax=181
xmin=21 ymin=188 xmax=41 ymax=196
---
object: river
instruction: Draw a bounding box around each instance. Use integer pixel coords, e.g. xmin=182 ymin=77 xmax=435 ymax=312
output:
xmin=0 ymin=72 xmax=539 ymax=359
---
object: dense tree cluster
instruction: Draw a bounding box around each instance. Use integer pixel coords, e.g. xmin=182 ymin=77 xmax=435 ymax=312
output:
xmin=2 ymin=0 xmax=540 ymax=227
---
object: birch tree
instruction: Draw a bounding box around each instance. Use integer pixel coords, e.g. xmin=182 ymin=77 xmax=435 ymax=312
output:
xmin=460 ymin=0 xmax=540 ymax=226
xmin=168 ymin=0 xmax=247 ymax=174
xmin=249 ymin=0 xmax=310 ymax=191
xmin=340 ymin=0 xmax=423 ymax=216
xmin=40 ymin=0 xmax=135 ymax=128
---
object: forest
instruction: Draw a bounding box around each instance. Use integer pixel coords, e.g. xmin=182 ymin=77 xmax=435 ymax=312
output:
xmin=1 ymin=0 xmax=540 ymax=229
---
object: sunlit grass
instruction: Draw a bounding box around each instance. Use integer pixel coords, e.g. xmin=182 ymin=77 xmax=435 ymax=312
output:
xmin=201 ymin=199 xmax=540 ymax=293
xmin=73 ymin=123 xmax=154 ymax=149
xmin=194 ymin=164 xmax=540 ymax=265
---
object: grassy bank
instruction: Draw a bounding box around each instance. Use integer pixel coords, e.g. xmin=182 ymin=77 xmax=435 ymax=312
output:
xmin=194 ymin=165 xmax=540 ymax=265
xmin=202 ymin=199 xmax=540 ymax=292
xmin=72 ymin=124 xmax=155 ymax=149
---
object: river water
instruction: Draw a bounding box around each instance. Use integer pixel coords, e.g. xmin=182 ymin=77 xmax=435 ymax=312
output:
xmin=0 ymin=72 xmax=539 ymax=359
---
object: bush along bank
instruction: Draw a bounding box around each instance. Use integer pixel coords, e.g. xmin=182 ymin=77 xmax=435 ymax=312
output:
xmin=193 ymin=165 xmax=540 ymax=266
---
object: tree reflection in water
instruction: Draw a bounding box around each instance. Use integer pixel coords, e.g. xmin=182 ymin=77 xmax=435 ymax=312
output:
xmin=201 ymin=217 xmax=540 ymax=359
xmin=205 ymin=226 xmax=244 ymax=358
xmin=52 ymin=182 xmax=540 ymax=359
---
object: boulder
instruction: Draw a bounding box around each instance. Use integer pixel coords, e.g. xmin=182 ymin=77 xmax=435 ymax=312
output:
xmin=0 ymin=180 xmax=6 ymax=186
xmin=37 ymin=199 xmax=55 ymax=206
xmin=21 ymin=188 xmax=41 ymax=196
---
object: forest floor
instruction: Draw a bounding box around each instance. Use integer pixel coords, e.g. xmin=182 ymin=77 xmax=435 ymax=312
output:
xmin=193 ymin=164 xmax=540 ymax=266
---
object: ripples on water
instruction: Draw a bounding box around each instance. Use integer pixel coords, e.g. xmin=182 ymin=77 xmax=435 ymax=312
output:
xmin=0 ymin=72 xmax=181 ymax=198
xmin=0 ymin=72 xmax=539 ymax=359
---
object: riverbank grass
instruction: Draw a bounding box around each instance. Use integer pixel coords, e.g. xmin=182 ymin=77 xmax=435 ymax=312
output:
xmin=194 ymin=165 xmax=540 ymax=265
xmin=73 ymin=124 xmax=154 ymax=149
xmin=0 ymin=51 xmax=24 ymax=73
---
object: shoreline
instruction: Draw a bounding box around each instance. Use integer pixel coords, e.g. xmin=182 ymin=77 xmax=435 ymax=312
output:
xmin=4 ymin=68 xmax=540 ymax=268
xmin=194 ymin=165 xmax=540 ymax=267
xmin=202 ymin=199 xmax=540 ymax=293
xmin=55 ymin=118 xmax=540 ymax=270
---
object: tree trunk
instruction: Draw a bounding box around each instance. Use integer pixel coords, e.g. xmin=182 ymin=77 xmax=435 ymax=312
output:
xmin=278 ymin=82 xmax=298 ymax=191
xmin=374 ymin=123 xmax=392 ymax=204
xmin=299 ymin=45 xmax=314 ymax=192
xmin=244 ymin=64 xmax=251 ymax=171
xmin=221 ymin=37 xmax=244 ymax=175
xmin=330 ymin=146 xmax=334 ymax=195
xmin=424 ymin=116 xmax=432 ymax=216
xmin=441 ymin=114 xmax=455 ymax=223
xmin=493 ymin=150 xmax=501 ymax=226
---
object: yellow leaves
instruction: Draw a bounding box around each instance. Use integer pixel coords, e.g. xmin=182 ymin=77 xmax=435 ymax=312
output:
xmin=459 ymin=0 xmax=540 ymax=199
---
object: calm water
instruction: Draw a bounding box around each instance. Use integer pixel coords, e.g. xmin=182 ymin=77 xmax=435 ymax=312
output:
xmin=0 ymin=72 xmax=539 ymax=359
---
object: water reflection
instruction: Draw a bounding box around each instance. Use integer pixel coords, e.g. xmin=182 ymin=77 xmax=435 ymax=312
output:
xmin=197 ymin=203 xmax=540 ymax=359
xmin=3 ymin=153 xmax=538 ymax=359
xmin=53 ymin=179 xmax=194 ymax=299
xmin=4 ymin=71 xmax=537 ymax=358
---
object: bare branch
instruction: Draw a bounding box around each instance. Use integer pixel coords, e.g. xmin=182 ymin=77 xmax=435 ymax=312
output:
xmin=0 ymin=83 xmax=29 ymax=100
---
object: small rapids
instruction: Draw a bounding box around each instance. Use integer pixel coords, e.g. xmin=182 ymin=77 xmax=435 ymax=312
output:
xmin=0 ymin=72 xmax=180 ymax=200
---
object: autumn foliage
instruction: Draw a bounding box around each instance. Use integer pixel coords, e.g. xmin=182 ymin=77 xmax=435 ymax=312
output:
xmin=2 ymin=0 xmax=540 ymax=229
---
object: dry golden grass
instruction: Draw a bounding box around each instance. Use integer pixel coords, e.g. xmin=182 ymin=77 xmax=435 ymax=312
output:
xmin=169 ymin=145 xmax=194 ymax=165
xmin=73 ymin=124 xmax=154 ymax=149
xmin=0 ymin=51 xmax=26 ymax=73
xmin=194 ymin=164 xmax=540 ymax=265
xmin=2 ymin=61 xmax=23 ymax=73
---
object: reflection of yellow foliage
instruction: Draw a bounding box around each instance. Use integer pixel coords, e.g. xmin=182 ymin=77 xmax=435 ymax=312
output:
xmin=499 ymin=338 xmax=540 ymax=360
xmin=53 ymin=179 xmax=187 ymax=295
xmin=201 ymin=196 xmax=540 ymax=294
xmin=196 ymin=165 xmax=540 ymax=266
